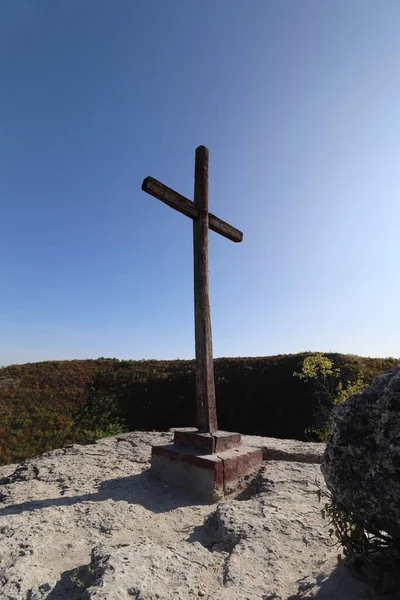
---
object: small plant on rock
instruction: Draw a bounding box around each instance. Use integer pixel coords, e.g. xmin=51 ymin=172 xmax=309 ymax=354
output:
xmin=315 ymin=485 xmax=400 ymax=595
xmin=69 ymin=568 xmax=85 ymax=588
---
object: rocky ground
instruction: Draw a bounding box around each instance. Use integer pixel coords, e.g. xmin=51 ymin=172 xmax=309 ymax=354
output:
xmin=0 ymin=431 xmax=396 ymax=600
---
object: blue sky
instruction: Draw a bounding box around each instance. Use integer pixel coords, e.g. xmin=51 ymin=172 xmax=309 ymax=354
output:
xmin=1 ymin=0 xmax=399 ymax=366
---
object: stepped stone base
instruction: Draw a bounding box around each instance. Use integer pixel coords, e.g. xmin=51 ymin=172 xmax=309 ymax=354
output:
xmin=151 ymin=429 xmax=262 ymax=501
xmin=173 ymin=428 xmax=241 ymax=453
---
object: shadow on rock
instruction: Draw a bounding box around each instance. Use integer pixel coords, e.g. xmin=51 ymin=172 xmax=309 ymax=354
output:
xmin=42 ymin=563 xmax=95 ymax=600
xmin=285 ymin=563 xmax=400 ymax=600
xmin=186 ymin=521 xmax=217 ymax=549
xmin=0 ymin=470 xmax=212 ymax=517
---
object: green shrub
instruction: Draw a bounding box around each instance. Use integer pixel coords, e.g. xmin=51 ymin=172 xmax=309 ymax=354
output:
xmin=294 ymin=353 xmax=366 ymax=442
xmin=71 ymin=387 xmax=127 ymax=445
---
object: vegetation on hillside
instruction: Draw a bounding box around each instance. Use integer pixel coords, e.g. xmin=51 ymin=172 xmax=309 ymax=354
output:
xmin=0 ymin=353 xmax=397 ymax=466
xmin=294 ymin=353 xmax=366 ymax=442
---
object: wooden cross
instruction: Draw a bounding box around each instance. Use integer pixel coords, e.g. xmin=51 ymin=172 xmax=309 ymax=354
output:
xmin=141 ymin=146 xmax=243 ymax=434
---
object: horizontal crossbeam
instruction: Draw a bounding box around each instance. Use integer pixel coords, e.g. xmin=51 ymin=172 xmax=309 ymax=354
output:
xmin=141 ymin=176 xmax=243 ymax=243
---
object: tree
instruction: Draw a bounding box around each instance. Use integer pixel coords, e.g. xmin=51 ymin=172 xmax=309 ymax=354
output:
xmin=294 ymin=353 xmax=365 ymax=442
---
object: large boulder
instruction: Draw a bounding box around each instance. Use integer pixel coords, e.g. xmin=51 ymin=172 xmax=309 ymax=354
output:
xmin=321 ymin=364 xmax=400 ymax=539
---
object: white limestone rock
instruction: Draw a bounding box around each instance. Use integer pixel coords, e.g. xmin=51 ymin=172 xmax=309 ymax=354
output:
xmin=0 ymin=431 xmax=397 ymax=599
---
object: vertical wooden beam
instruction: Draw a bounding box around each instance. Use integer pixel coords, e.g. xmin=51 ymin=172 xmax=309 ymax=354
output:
xmin=193 ymin=145 xmax=218 ymax=433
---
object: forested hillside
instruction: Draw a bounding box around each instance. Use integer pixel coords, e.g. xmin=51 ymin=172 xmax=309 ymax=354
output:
xmin=0 ymin=353 xmax=397 ymax=466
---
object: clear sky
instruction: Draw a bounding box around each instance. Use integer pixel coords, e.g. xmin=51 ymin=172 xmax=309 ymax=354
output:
xmin=1 ymin=0 xmax=399 ymax=366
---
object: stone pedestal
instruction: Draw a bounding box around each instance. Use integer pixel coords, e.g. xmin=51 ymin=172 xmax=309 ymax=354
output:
xmin=150 ymin=428 xmax=262 ymax=501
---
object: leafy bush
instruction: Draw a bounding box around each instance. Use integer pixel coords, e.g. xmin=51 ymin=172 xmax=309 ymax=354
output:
xmin=72 ymin=386 xmax=127 ymax=445
xmin=294 ymin=353 xmax=366 ymax=442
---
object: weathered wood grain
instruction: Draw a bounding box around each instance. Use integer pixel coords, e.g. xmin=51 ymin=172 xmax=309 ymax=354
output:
xmin=142 ymin=176 xmax=243 ymax=243
xmin=193 ymin=146 xmax=218 ymax=433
